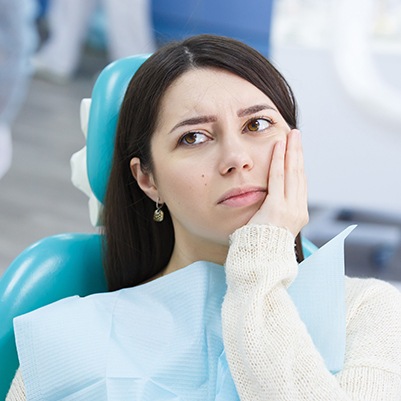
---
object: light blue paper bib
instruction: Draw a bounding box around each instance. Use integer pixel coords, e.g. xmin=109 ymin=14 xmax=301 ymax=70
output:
xmin=14 ymin=226 xmax=355 ymax=401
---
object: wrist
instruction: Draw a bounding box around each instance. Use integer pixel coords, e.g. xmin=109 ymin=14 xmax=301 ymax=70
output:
xmin=225 ymin=224 xmax=297 ymax=294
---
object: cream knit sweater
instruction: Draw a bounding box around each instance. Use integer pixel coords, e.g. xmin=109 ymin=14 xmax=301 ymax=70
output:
xmin=7 ymin=225 xmax=401 ymax=400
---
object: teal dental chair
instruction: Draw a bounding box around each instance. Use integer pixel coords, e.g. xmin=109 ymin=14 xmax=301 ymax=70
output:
xmin=0 ymin=55 xmax=318 ymax=399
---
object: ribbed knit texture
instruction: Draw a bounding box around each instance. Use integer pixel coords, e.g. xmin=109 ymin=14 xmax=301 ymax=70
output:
xmin=222 ymin=224 xmax=401 ymax=400
xmin=6 ymin=369 xmax=25 ymax=401
xmin=7 ymin=224 xmax=401 ymax=400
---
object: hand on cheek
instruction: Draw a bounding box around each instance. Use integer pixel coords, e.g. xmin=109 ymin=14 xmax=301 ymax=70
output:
xmin=248 ymin=129 xmax=309 ymax=237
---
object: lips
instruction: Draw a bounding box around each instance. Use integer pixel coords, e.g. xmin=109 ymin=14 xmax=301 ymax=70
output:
xmin=217 ymin=186 xmax=266 ymax=207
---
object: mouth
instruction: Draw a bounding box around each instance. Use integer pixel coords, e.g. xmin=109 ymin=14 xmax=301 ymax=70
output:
xmin=218 ymin=187 xmax=267 ymax=208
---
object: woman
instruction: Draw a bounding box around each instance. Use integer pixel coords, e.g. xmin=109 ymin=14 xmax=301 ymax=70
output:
xmin=7 ymin=35 xmax=401 ymax=400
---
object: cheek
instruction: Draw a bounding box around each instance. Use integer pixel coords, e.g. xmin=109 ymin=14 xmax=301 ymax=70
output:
xmin=257 ymin=141 xmax=276 ymax=174
xmin=156 ymin=164 xmax=210 ymax=207
xmin=268 ymin=130 xmax=288 ymax=158
xmin=201 ymin=173 xmax=208 ymax=187
xmin=160 ymin=170 xmax=213 ymax=233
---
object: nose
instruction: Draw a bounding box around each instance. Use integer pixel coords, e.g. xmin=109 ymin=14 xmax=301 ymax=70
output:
xmin=218 ymin=136 xmax=254 ymax=175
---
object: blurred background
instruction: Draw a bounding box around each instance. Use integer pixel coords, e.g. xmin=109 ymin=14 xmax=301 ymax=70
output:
xmin=0 ymin=0 xmax=400 ymax=286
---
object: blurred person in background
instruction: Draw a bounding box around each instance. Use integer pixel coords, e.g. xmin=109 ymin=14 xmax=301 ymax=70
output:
xmin=0 ymin=0 xmax=38 ymax=179
xmin=33 ymin=0 xmax=156 ymax=83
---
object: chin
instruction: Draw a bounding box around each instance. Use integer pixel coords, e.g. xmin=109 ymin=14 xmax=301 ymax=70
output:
xmin=223 ymin=217 xmax=251 ymax=239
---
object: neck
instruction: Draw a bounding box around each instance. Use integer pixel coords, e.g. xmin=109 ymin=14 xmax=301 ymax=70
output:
xmin=162 ymin=234 xmax=229 ymax=276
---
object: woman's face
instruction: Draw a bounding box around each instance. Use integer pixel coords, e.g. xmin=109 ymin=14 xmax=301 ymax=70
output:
xmin=132 ymin=67 xmax=291 ymax=263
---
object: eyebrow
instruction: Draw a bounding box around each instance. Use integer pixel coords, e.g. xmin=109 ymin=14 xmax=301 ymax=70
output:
xmin=168 ymin=104 xmax=276 ymax=134
xmin=237 ymin=104 xmax=276 ymax=117
xmin=169 ymin=115 xmax=217 ymax=134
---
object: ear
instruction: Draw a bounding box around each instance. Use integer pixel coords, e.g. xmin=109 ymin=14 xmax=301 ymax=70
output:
xmin=130 ymin=157 xmax=159 ymax=202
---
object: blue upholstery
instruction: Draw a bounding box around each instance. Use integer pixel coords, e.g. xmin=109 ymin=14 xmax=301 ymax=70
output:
xmin=0 ymin=53 xmax=318 ymax=399
xmin=0 ymin=234 xmax=106 ymax=399
xmin=302 ymin=237 xmax=318 ymax=259
xmin=87 ymin=55 xmax=149 ymax=203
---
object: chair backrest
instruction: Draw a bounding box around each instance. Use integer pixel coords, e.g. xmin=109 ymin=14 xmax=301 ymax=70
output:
xmin=86 ymin=55 xmax=149 ymax=204
xmin=0 ymin=54 xmax=318 ymax=399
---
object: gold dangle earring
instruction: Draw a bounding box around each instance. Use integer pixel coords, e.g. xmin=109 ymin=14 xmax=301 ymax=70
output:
xmin=153 ymin=198 xmax=164 ymax=222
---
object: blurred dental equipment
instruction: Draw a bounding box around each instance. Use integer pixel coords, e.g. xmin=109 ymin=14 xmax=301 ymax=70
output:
xmin=271 ymin=0 xmax=401 ymax=279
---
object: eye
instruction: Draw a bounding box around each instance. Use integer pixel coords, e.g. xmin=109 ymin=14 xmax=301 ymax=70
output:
xmin=179 ymin=132 xmax=209 ymax=146
xmin=244 ymin=118 xmax=272 ymax=133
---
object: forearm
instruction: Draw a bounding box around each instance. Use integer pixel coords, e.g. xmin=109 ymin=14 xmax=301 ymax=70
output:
xmin=222 ymin=224 xmax=350 ymax=400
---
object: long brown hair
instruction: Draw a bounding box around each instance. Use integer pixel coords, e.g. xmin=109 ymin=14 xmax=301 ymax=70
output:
xmin=103 ymin=34 xmax=303 ymax=291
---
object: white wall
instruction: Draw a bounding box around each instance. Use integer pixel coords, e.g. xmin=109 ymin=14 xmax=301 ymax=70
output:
xmin=270 ymin=0 xmax=401 ymax=218
xmin=271 ymin=45 xmax=401 ymax=217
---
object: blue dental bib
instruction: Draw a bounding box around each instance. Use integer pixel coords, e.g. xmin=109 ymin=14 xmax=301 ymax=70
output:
xmin=14 ymin=227 xmax=355 ymax=400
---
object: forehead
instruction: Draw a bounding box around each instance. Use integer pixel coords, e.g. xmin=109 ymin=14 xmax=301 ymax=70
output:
xmin=156 ymin=67 xmax=275 ymax=122
xmin=164 ymin=67 xmax=271 ymax=104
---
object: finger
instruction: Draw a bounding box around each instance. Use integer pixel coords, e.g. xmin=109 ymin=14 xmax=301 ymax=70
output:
xmin=294 ymin=130 xmax=305 ymax=183
xmin=297 ymin=132 xmax=308 ymax=201
xmin=295 ymin=132 xmax=309 ymax=225
xmin=268 ymin=140 xmax=286 ymax=199
xmin=294 ymin=131 xmax=308 ymax=203
xmin=284 ymin=129 xmax=301 ymax=198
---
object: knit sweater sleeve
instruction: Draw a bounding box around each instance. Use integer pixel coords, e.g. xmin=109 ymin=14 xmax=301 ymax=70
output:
xmin=221 ymin=224 xmax=401 ymax=400
xmin=6 ymin=369 xmax=26 ymax=401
